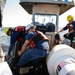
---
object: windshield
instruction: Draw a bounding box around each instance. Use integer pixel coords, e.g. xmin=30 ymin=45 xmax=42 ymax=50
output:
xmin=33 ymin=14 xmax=57 ymax=26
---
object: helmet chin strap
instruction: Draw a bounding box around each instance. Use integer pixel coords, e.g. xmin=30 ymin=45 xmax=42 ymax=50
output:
xmin=69 ymin=19 xmax=73 ymax=22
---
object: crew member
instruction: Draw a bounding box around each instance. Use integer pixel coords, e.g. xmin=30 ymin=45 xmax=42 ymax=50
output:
xmin=16 ymin=24 xmax=49 ymax=67
xmin=57 ymin=15 xmax=75 ymax=46
xmin=5 ymin=26 xmax=27 ymax=60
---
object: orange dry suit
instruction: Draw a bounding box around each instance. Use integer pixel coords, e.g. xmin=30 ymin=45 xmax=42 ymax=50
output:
xmin=29 ymin=31 xmax=49 ymax=48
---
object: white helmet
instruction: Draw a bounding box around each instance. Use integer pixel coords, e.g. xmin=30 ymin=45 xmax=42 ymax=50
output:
xmin=26 ymin=24 xmax=34 ymax=31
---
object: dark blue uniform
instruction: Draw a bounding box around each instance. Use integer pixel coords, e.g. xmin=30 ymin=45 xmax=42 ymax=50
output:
xmin=16 ymin=31 xmax=49 ymax=67
xmin=63 ymin=21 xmax=75 ymax=45
xmin=8 ymin=31 xmax=27 ymax=55
xmin=63 ymin=21 xmax=75 ymax=40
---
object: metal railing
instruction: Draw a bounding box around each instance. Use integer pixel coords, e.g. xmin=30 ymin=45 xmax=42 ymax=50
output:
xmin=57 ymin=0 xmax=74 ymax=2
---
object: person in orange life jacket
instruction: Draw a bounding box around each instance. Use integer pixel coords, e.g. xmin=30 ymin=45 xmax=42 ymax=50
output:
xmin=5 ymin=27 xmax=27 ymax=60
xmin=57 ymin=15 xmax=75 ymax=46
xmin=16 ymin=24 xmax=49 ymax=67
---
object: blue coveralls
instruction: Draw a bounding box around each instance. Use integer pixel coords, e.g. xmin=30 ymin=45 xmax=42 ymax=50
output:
xmin=8 ymin=31 xmax=27 ymax=55
xmin=17 ymin=31 xmax=49 ymax=67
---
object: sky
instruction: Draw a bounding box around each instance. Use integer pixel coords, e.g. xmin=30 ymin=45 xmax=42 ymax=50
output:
xmin=2 ymin=0 xmax=75 ymax=28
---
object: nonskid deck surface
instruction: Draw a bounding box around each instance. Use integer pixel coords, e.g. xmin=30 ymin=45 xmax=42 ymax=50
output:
xmin=13 ymin=67 xmax=49 ymax=75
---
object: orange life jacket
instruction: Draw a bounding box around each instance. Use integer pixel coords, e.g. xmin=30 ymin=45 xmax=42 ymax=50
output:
xmin=15 ymin=26 xmax=26 ymax=41
xmin=67 ymin=24 xmax=74 ymax=32
xmin=29 ymin=31 xmax=49 ymax=48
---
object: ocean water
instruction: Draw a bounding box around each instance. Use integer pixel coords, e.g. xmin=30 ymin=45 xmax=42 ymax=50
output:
xmin=1 ymin=30 xmax=10 ymax=55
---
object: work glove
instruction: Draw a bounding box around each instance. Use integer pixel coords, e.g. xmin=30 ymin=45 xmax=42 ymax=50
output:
xmin=5 ymin=55 xmax=11 ymax=61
